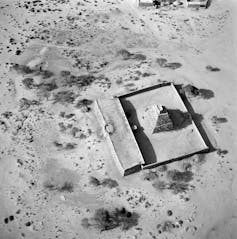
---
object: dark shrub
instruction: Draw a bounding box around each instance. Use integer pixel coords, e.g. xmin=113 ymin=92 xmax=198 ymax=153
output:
xmin=22 ymin=78 xmax=35 ymax=89
xmin=92 ymin=207 xmax=139 ymax=231
xmin=53 ymin=91 xmax=77 ymax=104
xmin=167 ymin=170 xmax=193 ymax=182
xmin=117 ymin=49 xmax=132 ymax=60
xmin=206 ymin=65 xmax=220 ymax=72
xmin=101 ymin=178 xmax=118 ymax=188
xmin=156 ymin=58 xmax=167 ymax=67
xmin=164 ymin=62 xmax=182 ymax=69
xmin=89 ymin=176 xmax=101 ymax=186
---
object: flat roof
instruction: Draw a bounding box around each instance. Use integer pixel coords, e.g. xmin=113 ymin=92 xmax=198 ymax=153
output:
xmin=95 ymin=98 xmax=145 ymax=174
xmin=96 ymin=83 xmax=208 ymax=175
xmin=119 ymin=83 xmax=208 ymax=168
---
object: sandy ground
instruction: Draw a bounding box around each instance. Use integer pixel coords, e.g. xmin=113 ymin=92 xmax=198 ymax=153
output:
xmin=0 ymin=0 xmax=237 ymax=238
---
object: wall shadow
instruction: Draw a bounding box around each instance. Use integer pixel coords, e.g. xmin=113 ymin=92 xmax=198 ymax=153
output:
xmin=120 ymin=99 xmax=158 ymax=165
xmin=175 ymin=84 xmax=216 ymax=153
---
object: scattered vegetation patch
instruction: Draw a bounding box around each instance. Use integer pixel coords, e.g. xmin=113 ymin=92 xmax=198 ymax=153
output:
xmin=157 ymin=58 xmax=167 ymax=67
xmin=132 ymin=53 xmax=146 ymax=61
xmin=117 ymin=49 xmax=132 ymax=60
xmin=101 ymin=178 xmax=119 ymax=188
xmin=182 ymin=84 xmax=214 ymax=100
xmin=167 ymin=170 xmax=193 ymax=183
xmin=11 ymin=63 xmax=54 ymax=78
xmin=53 ymin=91 xmax=77 ymax=104
xmin=157 ymin=58 xmax=182 ymax=69
xmin=62 ymin=74 xmax=96 ymax=88
xmin=11 ymin=63 xmax=34 ymax=74
xmin=43 ymin=180 xmax=74 ymax=192
xmin=37 ymin=80 xmax=58 ymax=92
xmin=89 ymin=176 xmax=118 ymax=188
xmin=151 ymin=167 xmax=194 ymax=194
xmin=64 ymin=142 xmax=77 ymax=150
xmin=206 ymin=65 xmax=221 ymax=72
xmin=164 ymin=62 xmax=182 ymax=70
xmin=212 ymin=116 xmax=228 ymax=124
xmin=143 ymin=170 xmax=159 ymax=181
xmin=22 ymin=77 xmax=58 ymax=93
xmin=182 ymin=84 xmax=200 ymax=97
xmin=217 ymin=148 xmax=228 ymax=157
xmin=75 ymin=99 xmax=93 ymax=112
xmin=82 ymin=207 xmax=139 ymax=231
xmin=199 ymin=88 xmax=215 ymax=99
xmin=168 ymin=182 xmax=191 ymax=194
xmin=117 ymin=49 xmax=146 ymax=61
xmin=152 ymin=181 xmax=167 ymax=191
xmin=157 ymin=221 xmax=175 ymax=233
xmin=22 ymin=78 xmax=35 ymax=89
xmin=19 ymin=98 xmax=40 ymax=111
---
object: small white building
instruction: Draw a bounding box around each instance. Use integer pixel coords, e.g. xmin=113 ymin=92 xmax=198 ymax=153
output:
xmin=136 ymin=0 xmax=154 ymax=7
xmin=186 ymin=0 xmax=209 ymax=8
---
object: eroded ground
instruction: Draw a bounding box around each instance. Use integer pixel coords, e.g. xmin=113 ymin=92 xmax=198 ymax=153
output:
xmin=0 ymin=0 xmax=237 ymax=238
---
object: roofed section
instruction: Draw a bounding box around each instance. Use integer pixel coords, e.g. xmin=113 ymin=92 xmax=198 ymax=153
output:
xmin=95 ymin=98 xmax=145 ymax=175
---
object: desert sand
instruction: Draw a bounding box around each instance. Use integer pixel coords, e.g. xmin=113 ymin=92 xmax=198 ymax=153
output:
xmin=0 ymin=0 xmax=237 ymax=238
